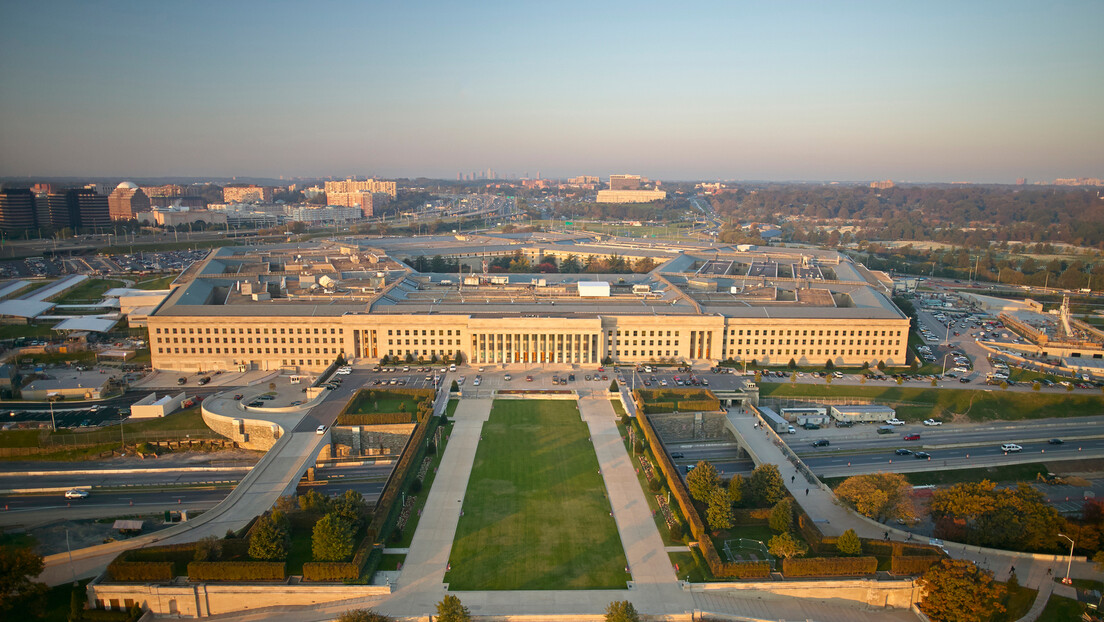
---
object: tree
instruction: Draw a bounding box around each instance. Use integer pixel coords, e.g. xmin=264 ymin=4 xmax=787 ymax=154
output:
xmin=787 ymin=358 xmax=797 ymax=370
xmin=0 ymin=545 xmax=47 ymax=618
xmin=194 ymin=535 xmax=223 ymax=561
xmin=824 ymin=359 xmax=835 ymax=371
xmin=1094 ymin=550 xmax=1104 ymax=572
xmin=268 ymin=382 xmax=277 ymax=392
xmin=686 ymin=461 xmax=720 ymax=502
xmin=435 ymin=595 xmax=471 ymax=622
xmin=918 ymin=559 xmax=1006 ymax=622
xmin=450 ymin=380 xmax=459 ymax=392
xmin=337 ymin=609 xmax=393 ymax=622
xmin=748 ymin=464 xmax=786 ymax=506
xmin=706 ymin=486 xmax=735 ymax=531
xmin=249 ymin=510 xmax=290 ymax=560
xmin=332 ymin=490 xmax=370 ymax=530
xmin=767 ymin=532 xmax=807 ymax=559
xmin=835 ymin=472 xmax=915 ymax=523
xmin=727 ymin=474 xmax=745 ymax=506
xmin=929 ymin=481 xmax=1060 ymax=550
xmin=605 ymin=600 xmax=640 ymax=622
xmin=312 ymin=513 xmax=354 ymax=562
xmin=836 ymin=529 xmax=863 ymax=556
xmin=768 ymin=498 xmax=793 ymax=533
xmin=298 ymin=489 xmax=332 ymax=514
xmin=609 ymin=379 xmax=618 ymax=392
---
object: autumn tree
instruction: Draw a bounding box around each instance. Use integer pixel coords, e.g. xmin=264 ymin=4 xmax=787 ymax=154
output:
xmin=312 ymin=513 xmax=354 ymax=562
xmin=748 ymin=464 xmax=786 ymax=506
xmin=249 ymin=510 xmax=290 ymax=561
xmin=918 ymin=559 xmax=1006 ymax=622
xmin=929 ymin=481 xmax=1060 ymax=550
xmin=337 ymin=609 xmax=393 ymax=622
xmin=706 ymin=487 xmax=735 ymax=532
xmin=0 ymin=545 xmax=47 ymax=618
xmin=727 ymin=474 xmax=746 ymax=506
xmin=332 ymin=490 xmax=370 ymax=530
xmin=768 ymin=498 xmax=793 ymax=533
xmin=835 ymin=472 xmax=915 ymax=523
xmin=605 ymin=600 xmax=640 ymax=622
xmin=767 ymin=532 xmax=807 ymax=559
xmin=686 ymin=460 xmax=720 ymax=502
xmin=836 ymin=529 xmax=863 ymax=556
xmin=436 ymin=595 xmax=471 ymax=622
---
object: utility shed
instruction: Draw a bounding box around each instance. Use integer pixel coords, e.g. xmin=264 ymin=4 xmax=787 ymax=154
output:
xmin=830 ymin=404 xmax=896 ymax=423
xmin=577 ymin=281 xmax=610 ymax=297
xmin=758 ymin=406 xmax=791 ymax=433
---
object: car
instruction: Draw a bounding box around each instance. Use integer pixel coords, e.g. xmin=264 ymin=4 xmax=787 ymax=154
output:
xmin=1048 ymin=438 xmax=1064 ymax=445
xmin=233 ymin=394 xmax=244 ymax=400
xmin=903 ymin=433 xmax=921 ymax=442
xmin=177 ymin=377 xmax=187 ymax=385
xmin=835 ymin=420 xmax=854 ymax=428
xmin=959 ymin=377 xmax=971 ymax=383
xmin=914 ymin=451 xmax=931 ymax=459
xmin=316 ymin=425 xmax=327 ymax=435
xmin=526 ymin=375 xmax=533 ymax=382
xmin=503 ymin=374 xmax=512 ymax=381
xmin=802 ymin=422 xmax=820 ymax=430
xmin=1001 ymin=443 xmax=1022 ymax=453
xmin=670 ymin=452 xmax=684 ymax=459
xmin=568 ymin=374 xmax=576 ymax=381
xmin=885 ymin=418 xmax=905 ymax=426
xmin=786 ymin=425 xmax=796 ymax=434
xmin=248 ymin=400 xmax=264 ymax=407
xmin=65 ymin=489 xmax=89 ymax=499
xmin=811 ymin=439 xmax=830 ymax=447
xmin=895 ymin=448 xmax=913 ymax=456
xmin=923 ymin=419 xmax=942 ymax=426
xmin=198 ymin=376 xmax=211 ymax=385
xmin=584 ymin=375 xmax=592 ymax=381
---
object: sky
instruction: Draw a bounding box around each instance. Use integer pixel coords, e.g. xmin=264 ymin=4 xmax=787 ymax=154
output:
xmin=1 ymin=1 xmax=1102 ymax=183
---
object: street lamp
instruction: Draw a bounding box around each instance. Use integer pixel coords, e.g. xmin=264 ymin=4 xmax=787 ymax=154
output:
xmin=1058 ymin=533 xmax=1075 ymax=585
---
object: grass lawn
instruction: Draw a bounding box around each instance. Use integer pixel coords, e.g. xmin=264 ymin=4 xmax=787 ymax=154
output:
xmin=50 ymin=278 xmax=126 ymax=303
xmin=759 ymin=383 xmax=1104 ymax=422
xmin=134 ymin=274 xmax=178 ymax=290
xmin=668 ymin=551 xmax=710 ymax=582
xmin=824 ymin=463 xmax=1050 ymax=488
xmin=17 ymin=350 xmax=98 ymax=366
xmin=343 ymin=389 xmax=432 ymax=417
xmin=1037 ymin=594 xmax=1084 ymax=621
xmin=445 ymin=398 xmax=459 ymax=418
xmin=446 ymin=400 xmax=628 ymax=590
xmin=0 ymin=323 xmax=57 ymax=340
xmin=0 ymin=429 xmax=43 ymax=448
xmin=285 ymin=526 xmax=314 ymax=574
xmin=611 ymin=399 xmax=627 ymax=417
xmin=378 ymin=553 xmax=406 ymax=571
xmin=993 ymin=582 xmax=1038 ymax=622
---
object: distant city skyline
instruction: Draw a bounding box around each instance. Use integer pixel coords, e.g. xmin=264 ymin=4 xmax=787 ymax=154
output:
xmin=1 ymin=1 xmax=1102 ymax=183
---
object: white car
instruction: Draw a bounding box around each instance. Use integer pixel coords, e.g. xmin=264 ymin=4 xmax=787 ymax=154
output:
xmin=1001 ymin=443 xmax=1022 ymax=453
xmin=316 ymin=425 xmax=327 ymax=435
xmin=923 ymin=419 xmax=943 ymax=426
xmin=885 ymin=418 xmax=906 ymax=426
xmin=64 ymin=489 xmax=89 ymax=499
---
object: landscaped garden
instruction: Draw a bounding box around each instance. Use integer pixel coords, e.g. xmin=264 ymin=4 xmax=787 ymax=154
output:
xmin=337 ymin=388 xmax=435 ymax=425
xmin=446 ymin=399 xmax=628 ymax=590
xmin=633 ymin=388 xmax=720 ymax=414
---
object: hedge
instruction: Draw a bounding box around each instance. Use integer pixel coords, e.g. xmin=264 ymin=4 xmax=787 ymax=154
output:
xmin=302 ymin=561 xmax=358 ymax=582
xmin=891 ymin=555 xmax=943 ymax=575
xmin=676 ymin=399 xmax=721 ymax=412
xmin=187 ymin=561 xmax=286 ymax=581
xmin=642 ymin=401 xmax=677 ymax=414
xmin=715 ymin=560 xmax=771 ymax=579
xmin=106 ymin=560 xmax=173 ymax=582
xmin=782 ymin=556 xmax=878 ymax=577
xmin=863 ymin=540 xmax=945 ymax=558
xmin=336 ymin=412 xmax=413 ymax=425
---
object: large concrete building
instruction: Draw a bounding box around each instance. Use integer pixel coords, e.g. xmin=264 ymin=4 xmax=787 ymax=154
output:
xmin=323 ymin=178 xmax=397 ymax=199
xmin=45 ymin=189 xmax=110 ymax=230
xmin=107 ymin=181 xmax=151 ymax=220
xmin=222 ymin=185 xmax=274 ymax=203
xmin=324 ymin=190 xmax=375 ymax=217
xmin=0 ymin=188 xmax=39 ymax=233
xmin=146 ymin=234 xmax=909 ymax=373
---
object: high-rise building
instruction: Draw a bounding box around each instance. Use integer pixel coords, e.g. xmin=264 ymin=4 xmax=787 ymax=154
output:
xmin=108 ymin=181 xmax=151 ymax=220
xmin=222 ymin=185 xmax=274 ymax=203
xmin=609 ymin=174 xmax=642 ymax=190
xmin=0 ymin=189 xmax=38 ymax=234
xmin=323 ymin=178 xmax=397 ymax=198
xmin=324 ymin=191 xmax=375 ymax=217
xmin=45 ymin=189 xmax=110 ymax=230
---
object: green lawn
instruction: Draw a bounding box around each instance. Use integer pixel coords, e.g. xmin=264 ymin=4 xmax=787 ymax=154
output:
xmin=759 ymin=383 xmax=1104 ymax=421
xmin=611 ymin=399 xmax=627 ymax=417
xmin=824 ymin=463 xmax=1050 ymax=488
xmin=668 ymin=551 xmax=710 ymax=582
xmin=0 ymin=429 xmax=43 ymax=448
xmin=50 ymin=278 xmax=126 ymax=304
xmin=445 ymin=398 xmax=459 ymax=418
xmin=133 ymin=274 xmax=178 ymax=290
xmin=343 ymin=389 xmax=432 ymax=416
xmin=993 ymin=582 xmax=1038 ymax=622
xmin=17 ymin=350 xmax=98 ymax=366
xmin=378 ymin=553 xmax=406 ymax=571
xmin=1037 ymin=594 xmax=1084 ymax=621
xmin=446 ymin=400 xmax=628 ymax=590
xmin=0 ymin=323 xmax=57 ymax=340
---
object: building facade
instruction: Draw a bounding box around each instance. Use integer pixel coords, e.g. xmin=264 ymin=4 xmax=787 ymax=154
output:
xmin=323 ymin=178 xmax=397 ymax=198
xmin=222 ymin=185 xmax=274 ymax=203
xmin=324 ymin=191 xmax=374 ymax=217
xmin=0 ymin=189 xmax=38 ymax=234
xmin=107 ymin=182 xmax=151 ymax=220
xmin=45 ymin=189 xmax=110 ymax=230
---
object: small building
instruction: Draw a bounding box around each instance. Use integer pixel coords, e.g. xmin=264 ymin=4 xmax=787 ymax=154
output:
xmin=758 ymin=406 xmax=791 ymax=433
xmin=21 ymin=372 xmax=111 ymax=401
xmin=780 ymin=406 xmax=831 ymax=425
xmin=130 ymin=392 xmax=185 ymax=419
xmin=830 ymin=404 xmax=896 ymax=423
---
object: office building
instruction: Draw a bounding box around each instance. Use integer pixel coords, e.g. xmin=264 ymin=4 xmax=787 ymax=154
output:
xmin=596 ymin=189 xmax=666 ymax=203
xmin=107 ymin=182 xmax=151 ymax=220
xmin=147 ymin=235 xmax=908 ymax=374
xmin=323 ymin=178 xmax=397 ymax=199
xmin=0 ymin=189 xmax=38 ymax=233
xmin=45 ymin=189 xmax=110 ymax=230
xmin=324 ymin=191 xmax=375 ymax=217
xmin=222 ymin=185 xmax=274 ymax=203
xmin=609 ymin=174 xmax=642 ymax=190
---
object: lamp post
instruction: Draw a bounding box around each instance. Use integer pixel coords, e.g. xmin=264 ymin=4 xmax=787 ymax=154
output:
xmin=1058 ymin=533 xmax=1075 ymax=585
xmin=941 ymin=353 xmax=953 ymax=379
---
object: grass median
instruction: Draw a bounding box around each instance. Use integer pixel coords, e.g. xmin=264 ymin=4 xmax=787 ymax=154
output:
xmin=446 ymin=399 xmax=628 ymax=590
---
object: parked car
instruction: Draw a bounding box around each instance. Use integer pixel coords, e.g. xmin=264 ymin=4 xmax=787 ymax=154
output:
xmin=802 ymin=422 xmax=820 ymax=430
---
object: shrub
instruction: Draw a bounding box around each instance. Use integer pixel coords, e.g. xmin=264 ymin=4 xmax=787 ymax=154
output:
xmin=716 ymin=560 xmax=771 ymax=579
xmin=768 ymin=498 xmax=793 ymax=533
xmin=891 ymin=555 xmax=943 ymax=575
xmin=749 ymin=464 xmax=786 ymax=506
xmin=668 ymin=522 xmax=683 ymax=540
xmin=782 ymin=556 xmax=877 ymax=577
xmin=686 ymin=461 xmax=720 ymax=502
xmin=410 ymin=478 xmax=423 ymax=493
xmin=303 ymin=561 xmax=359 ymax=582
xmin=436 ymin=595 xmax=471 ymax=622
xmin=605 ymin=600 xmax=640 ymax=622
xmin=337 ymin=609 xmax=394 ymax=622
xmin=706 ymin=486 xmax=734 ymax=531
xmin=193 ymin=535 xmax=223 ymax=562
xmin=768 ymin=532 xmax=808 ymax=559
xmin=249 ymin=511 xmax=290 ymax=561
xmin=186 ymin=561 xmax=285 ymax=581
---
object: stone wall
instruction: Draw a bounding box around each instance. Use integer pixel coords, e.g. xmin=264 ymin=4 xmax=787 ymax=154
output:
xmin=88 ymin=580 xmax=390 ymax=617
xmin=326 ymin=423 xmax=414 ymax=459
xmin=649 ymin=412 xmax=732 ymax=442
xmin=200 ymin=410 xmax=282 ymax=451
xmin=691 ymin=577 xmax=919 ymax=610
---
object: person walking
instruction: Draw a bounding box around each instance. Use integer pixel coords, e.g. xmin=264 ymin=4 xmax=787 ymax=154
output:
xmin=805 ymin=488 xmax=809 ymax=496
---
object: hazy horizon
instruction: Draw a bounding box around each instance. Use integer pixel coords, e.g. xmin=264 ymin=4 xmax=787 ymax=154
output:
xmin=1 ymin=1 xmax=1101 ymax=183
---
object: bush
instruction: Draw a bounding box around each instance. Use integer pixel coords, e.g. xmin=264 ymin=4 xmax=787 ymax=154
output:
xmin=768 ymin=498 xmax=793 ymax=533
xmin=337 ymin=609 xmax=393 ymax=622
xmin=312 ymin=513 xmax=355 ymax=562
xmin=716 ymin=560 xmax=771 ymax=579
xmin=605 ymin=600 xmax=640 ymax=622
xmin=410 ymin=478 xmax=423 ymax=493
xmin=186 ymin=561 xmax=285 ymax=581
xmin=249 ymin=511 xmax=290 ymax=561
xmin=891 ymin=555 xmax=943 ymax=575
xmin=668 ymin=522 xmax=683 ymax=540
xmin=836 ymin=529 xmax=863 ymax=556
xmin=336 ymin=412 xmax=412 ymax=425
xmin=302 ymin=561 xmax=359 ymax=582
xmin=782 ymin=556 xmax=877 ymax=577
xmin=106 ymin=561 xmax=172 ymax=582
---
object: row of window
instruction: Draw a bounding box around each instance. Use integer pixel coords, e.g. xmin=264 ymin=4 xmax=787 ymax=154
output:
xmin=388 ymin=339 xmax=457 ymax=346
xmin=727 ymin=328 xmax=899 ymax=337
xmin=155 ymin=337 xmax=338 ymax=345
xmin=158 ymin=347 xmax=341 ymax=356
xmin=734 ymin=348 xmax=894 ymax=358
xmin=155 ymin=326 xmax=343 ymax=335
xmin=387 ymin=328 xmax=460 ymax=336
xmin=728 ymin=338 xmax=900 ymax=347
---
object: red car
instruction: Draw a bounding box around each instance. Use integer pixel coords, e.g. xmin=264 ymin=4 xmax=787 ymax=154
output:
xmin=903 ymin=433 xmax=921 ymax=441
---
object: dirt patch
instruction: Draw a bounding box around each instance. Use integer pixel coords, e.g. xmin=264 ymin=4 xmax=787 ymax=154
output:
xmin=27 ymin=514 xmax=180 ymax=556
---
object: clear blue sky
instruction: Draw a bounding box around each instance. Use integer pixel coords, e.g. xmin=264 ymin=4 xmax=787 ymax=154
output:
xmin=1 ymin=1 xmax=1101 ymax=182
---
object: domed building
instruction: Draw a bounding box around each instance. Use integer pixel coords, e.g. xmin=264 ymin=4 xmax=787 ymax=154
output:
xmin=107 ymin=181 xmax=151 ymax=220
